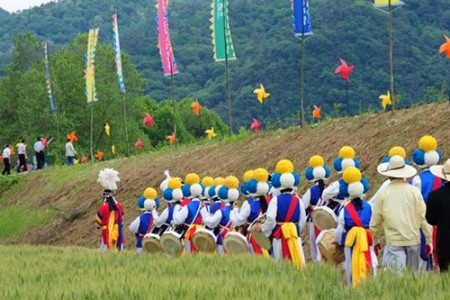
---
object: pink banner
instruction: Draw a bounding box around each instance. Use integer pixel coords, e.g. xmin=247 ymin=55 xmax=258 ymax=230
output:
xmin=157 ymin=0 xmax=178 ymax=76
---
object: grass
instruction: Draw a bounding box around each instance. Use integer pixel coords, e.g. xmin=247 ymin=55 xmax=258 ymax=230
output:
xmin=0 ymin=205 xmax=57 ymax=238
xmin=0 ymin=245 xmax=449 ymax=299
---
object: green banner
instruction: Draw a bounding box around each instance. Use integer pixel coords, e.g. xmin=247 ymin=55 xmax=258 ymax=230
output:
xmin=211 ymin=0 xmax=236 ymax=61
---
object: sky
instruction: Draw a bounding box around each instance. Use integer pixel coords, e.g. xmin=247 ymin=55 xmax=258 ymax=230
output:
xmin=0 ymin=0 xmax=56 ymax=13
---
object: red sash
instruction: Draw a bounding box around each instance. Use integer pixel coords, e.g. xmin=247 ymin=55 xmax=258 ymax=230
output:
xmin=273 ymin=195 xmax=299 ymax=260
xmin=345 ymin=202 xmax=373 ymax=271
xmin=431 ymin=176 xmax=441 ymax=266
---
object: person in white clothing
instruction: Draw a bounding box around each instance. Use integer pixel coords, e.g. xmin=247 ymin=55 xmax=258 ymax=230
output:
xmin=2 ymin=145 xmax=11 ymax=175
xmin=65 ymin=138 xmax=77 ymax=166
xmin=16 ymin=139 xmax=27 ymax=173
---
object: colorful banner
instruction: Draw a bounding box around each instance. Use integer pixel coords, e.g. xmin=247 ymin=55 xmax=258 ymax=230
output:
xmin=372 ymin=0 xmax=404 ymax=8
xmin=44 ymin=41 xmax=56 ymax=115
xmin=293 ymin=0 xmax=313 ymax=37
xmin=113 ymin=10 xmax=126 ymax=93
xmin=156 ymin=0 xmax=179 ymax=76
xmin=210 ymin=0 xmax=236 ymax=62
xmin=85 ymin=28 xmax=99 ymax=103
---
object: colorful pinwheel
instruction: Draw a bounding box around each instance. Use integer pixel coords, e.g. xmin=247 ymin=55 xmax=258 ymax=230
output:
xmin=205 ymin=127 xmax=217 ymax=140
xmin=81 ymin=155 xmax=88 ymax=163
xmin=95 ymin=150 xmax=104 ymax=160
xmin=439 ymin=35 xmax=450 ymax=58
xmin=66 ymin=131 xmax=78 ymax=142
xmin=379 ymin=91 xmax=392 ymax=109
xmin=143 ymin=113 xmax=154 ymax=127
xmin=192 ymin=98 xmax=202 ymax=116
xmin=250 ymin=119 xmax=261 ymax=132
xmin=104 ymin=123 xmax=110 ymax=137
xmin=335 ymin=58 xmax=354 ymax=81
xmin=167 ymin=133 xmax=175 ymax=145
xmin=253 ymin=84 xmax=270 ymax=104
xmin=111 ymin=144 xmax=116 ymax=154
xmin=312 ymin=105 xmax=321 ymax=119
xmin=135 ymin=139 xmax=144 ymax=149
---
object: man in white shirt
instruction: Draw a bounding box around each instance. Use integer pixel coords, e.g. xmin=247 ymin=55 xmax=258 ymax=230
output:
xmin=17 ymin=139 xmax=27 ymax=172
xmin=33 ymin=137 xmax=45 ymax=169
xmin=2 ymin=145 xmax=11 ymax=175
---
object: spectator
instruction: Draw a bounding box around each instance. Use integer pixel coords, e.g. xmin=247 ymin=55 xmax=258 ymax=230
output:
xmin=65 ymin=138 xmax=77 ymax=166
xmin=2 ymin=144 xmax=11 ymax=175
xmin=34 ymin=137 xmax=45 ymax=169
xmin=17 ymin=139 xmax=27 ymax=172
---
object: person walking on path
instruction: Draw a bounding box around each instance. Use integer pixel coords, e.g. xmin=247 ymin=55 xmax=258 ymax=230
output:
xmin=17 ymin=139 xmax=27 ymax=172
xmin=34 ymin=137 xmax=45 ymax=169
xmin=2 ymin=144 xmax=11 ymax=175
xmin=65 ymin=138 xmax=77 ymax=166
xmin=370 ymin=155 xmax=432 ymax=273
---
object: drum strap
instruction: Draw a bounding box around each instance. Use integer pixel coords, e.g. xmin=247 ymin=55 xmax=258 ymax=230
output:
xmin=140 ymin=215 xmax=154 ymax=237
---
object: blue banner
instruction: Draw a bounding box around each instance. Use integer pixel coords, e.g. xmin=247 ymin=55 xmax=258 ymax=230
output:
xmin=293 ymin=0 xmax=313 ymax=37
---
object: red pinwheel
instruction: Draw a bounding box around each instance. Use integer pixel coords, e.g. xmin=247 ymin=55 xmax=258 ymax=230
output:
xmin=167 ymin=133 xmax=175 ymax=145
xmin=81 ymin=155 xmax=88 ymax=163
xmin=312 ymin=105 xmax=321 ymax=119
xmin=95 ymin=150 xmax=104 ymax=161
xmin=335 ymin=58 xmax=354 ymax=81
xmin=143 ymin=113 xmax=154 ymax=127
xmin=41 ymin=137 xmax=48 ymax=147
xmin=66 ymin=131 xmax=78 ymax=142
xmin=135 ymin=139 xmax=144 ymax=149
xmin=250 ymin=119 xmax=261 ymax=132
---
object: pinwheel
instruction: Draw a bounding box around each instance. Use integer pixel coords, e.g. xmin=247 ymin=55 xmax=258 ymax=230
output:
xmin=205 ymin=127 xmax=217 ymax=140
xmin=74 ymin=159 xmax=79 ymax=165
xmin=143 ymin=113 xmax=154 ymax=127
xmin=312 ymin=105 xmax=321 ymax=119
xmin=66 ymin=131 xmax=78 ymax=142
xmin=104 ymin=123 xmax=110 ymax=137
xmin=167 ymin=133 xmax=175 ymax=145
xmin=379 ymin=91 xmax=392 ymax=109
xmin=250 ymin=119 xmax=261 ymax=132
xmin=81 ymin=155 xmax=88 ymax=163
xmin=335 ymin=58 xmax=354 ymax=115
xmin=439 ymin=35 xmax=450 ymax=58
xmin=95 ymin=150 xmax=104 ymax=160
xmin=111 ymin=144 xmax=116 ymax=154
xmin=135 ymin=139 xmax=144 ymax=149
xmin=253 ymin=84 xmax=270 ymax=104
xmin=192 ymin=98 xmax=202 ymax=116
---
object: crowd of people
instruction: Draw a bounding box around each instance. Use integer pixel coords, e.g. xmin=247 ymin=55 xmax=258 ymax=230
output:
xmin=0 ymin=136 xmax=79 ymax=175
xmin=95 ymin=134 xmax=450 ymax=288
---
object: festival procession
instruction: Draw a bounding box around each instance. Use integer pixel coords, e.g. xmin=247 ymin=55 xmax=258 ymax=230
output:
xmin=1 ymin=0 xmax=450 ymax=296
xmin=93 ymin=134 xmax=450 ymax=288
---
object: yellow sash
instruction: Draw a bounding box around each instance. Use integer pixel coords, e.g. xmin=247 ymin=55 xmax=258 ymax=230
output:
xmin=345 ymin=227 xmax=369 ymax=288
xmin=185 ymin=224 xmax=202 ymax=240
xmin=280 ymin=223 xmax=304 ymax=269
xmin=108 ymin=211 xmax=118 ymax=251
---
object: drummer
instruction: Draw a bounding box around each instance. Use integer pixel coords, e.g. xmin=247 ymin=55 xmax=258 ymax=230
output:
xmin=234 ymin=168 xmax=270 ymax=255
xmin=129 ymin=188 xmax=158 ymax=253
xmin=255 ymin=159 xmax=306 ymax=268
xmin=322 ymin=146 xmax=361 ymax=215
xmin=153 ymin=177 xmax=184 ymax=229
xmin=200 ymin=176 xmax=240 ymax=254
xmin=173 ymin=173 xmax=204 ymax=254
xmin=334 ymin=167 xmax=374 ymax=288
xmin=303 ymin=155 xmax=331 ymax=262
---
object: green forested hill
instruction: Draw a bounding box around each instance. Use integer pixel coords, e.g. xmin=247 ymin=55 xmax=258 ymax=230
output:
xmin=0 ymin=0 xmax=449 ymax=129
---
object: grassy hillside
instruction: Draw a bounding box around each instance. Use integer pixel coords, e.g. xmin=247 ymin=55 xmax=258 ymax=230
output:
xmin=0 ymin=101 xmax=450 ymax=249
xmin=1 ymin=245 xmax=449 ymax=299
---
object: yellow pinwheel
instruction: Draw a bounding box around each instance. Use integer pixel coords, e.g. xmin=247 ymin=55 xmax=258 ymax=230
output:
xmin=205 ymin=127 xmax=217 ymax=140
xmin=104 ymin=122 xmax=110 ymax=137
xmin=253 ymin=84 xmax=270 ymax=104
xmin=111 ymin=144 xmax=116 ymax=154
xmin=379 ymin=91 xmax=392 ymax=109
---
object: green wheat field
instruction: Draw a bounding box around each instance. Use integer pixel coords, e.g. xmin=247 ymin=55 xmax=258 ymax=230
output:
xmin=0 ymin=245 xmax=449 ymax=299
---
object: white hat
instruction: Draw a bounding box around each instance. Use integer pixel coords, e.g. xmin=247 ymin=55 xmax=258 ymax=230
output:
xmin=430 ymin=159 xmax=450 ymax=182
xmin=377 ymin=155 xmax=417 ymax=178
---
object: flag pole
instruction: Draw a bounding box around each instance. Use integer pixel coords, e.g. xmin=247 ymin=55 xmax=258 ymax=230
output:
xmin=223 ymin=0 xmax=232 ymax=135
xmin=388 ymin=0 xmax=395 ymax=111
xmin=300 ymin=34 xmax=306 ymax=128
xmin=346 ymin=80 xmax=349 ymax=116
xmin=90 ymin=104 xmax=95 ymax=164
xmin=170 ymin=62 xmax=177 ymax=149
xmin=122 ymin=93 xmax=130 ymax=157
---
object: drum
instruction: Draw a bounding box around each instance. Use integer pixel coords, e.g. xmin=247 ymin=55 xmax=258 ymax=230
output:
xmin=316 ymin=229 xmax=345 ymax=264
xmin=311 ymin=206 xmax=338 ymax=231
xmin=192 ymin=228 xmax=217 ymax=253
xmin=248 ymin=215 xmax=272 ymax=250
xmin=223 ymin=226 xmax=248 ymax=254
xmin=142 ymin=225 xmax=167 ymax=254
xmin=160 ymin=225 xmax=187 ymax=257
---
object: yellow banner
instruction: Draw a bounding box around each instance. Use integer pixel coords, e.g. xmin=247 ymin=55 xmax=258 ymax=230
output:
xmin=372 ymin=0 xmax=404 ymax=7
xmin=86 ymin=28 xmax=99 ymax=103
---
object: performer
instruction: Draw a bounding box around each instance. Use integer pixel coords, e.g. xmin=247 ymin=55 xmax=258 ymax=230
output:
xmin=129 ymin=188 xmax=158 ymax=253
xmin=303 ymin=155 xmax=331 ymax=262
xmin=200 ymin=176 xmax=240 ymax=254
xmin=95 ymin=168 xmax=124 ymax=252
xmin=369 ymin=146 xmax=410 ymax=208
xmin=427 ymin=159 xmax=450 ymax=272
xmin=173 ymin=173 xmax=204 ymax=254
xmin=412 ymin=135 xmax=443 ymax=270
xmin=154 ymin=177 xmax=184 ymax=228
xmin=234 ymin=168 xmax=270 ymax=255
xmin=370 ymin=155 xmax=432 ymax=273
xmin=322 ymin=146 xmax=361 ymax=216
xmin=256 ymin=159 xmax=306 ymax=268
xmin=334 ymin=167 xmax=374 ymax=288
